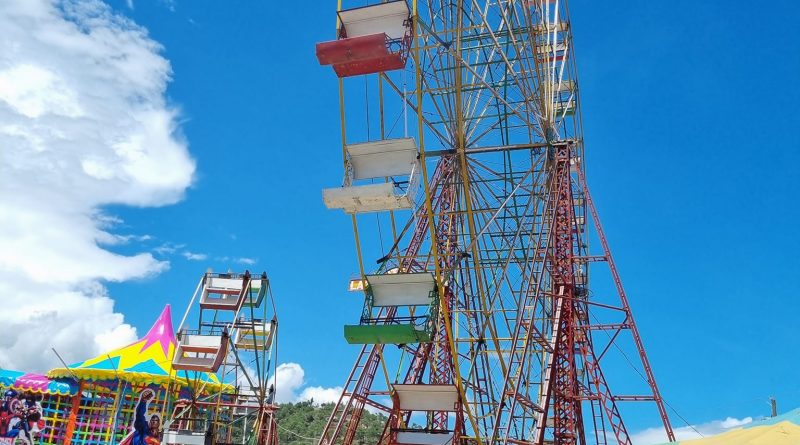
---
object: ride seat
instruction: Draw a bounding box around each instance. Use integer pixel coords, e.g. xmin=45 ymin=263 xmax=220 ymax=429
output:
xmin=367 ymin=272 xmax=436 ymax=307
xmin=316 ymin=1 xmax=411 ymax=77
xmin=233 ymin=320 xmax=275 ymax=351
xmin=200 ymin=276 xmax=248 ymax=311
xmin=323 ymin=138 xmax=419 ymax=214
xmin=172 ymin=332 xmax=229 ymax=373
xmin=343 ymin=272 xmax=437 ymax=345
xmin=163 ymin=430 xmax=206 ymax=445
xmin=391 ymin=430 xmax=455 ymax=445
xmin=391 ymin=384 xmax=459 ymax=412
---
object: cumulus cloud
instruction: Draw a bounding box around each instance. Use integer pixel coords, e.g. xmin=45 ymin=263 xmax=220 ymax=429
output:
xmin=0 ymin=0 xmax=194 ymax=371
xmin=272 ymin=363 xmax=306 ymax=403
xmin=631 ymin=415 xmax=753 ymax=444
xmin=269 ymin=362 xmax=389 ymax=414
xmin=270 ymin=363 xmax=344 ymax=405
xmin=298 ymin=385 xmax=345 ymax=405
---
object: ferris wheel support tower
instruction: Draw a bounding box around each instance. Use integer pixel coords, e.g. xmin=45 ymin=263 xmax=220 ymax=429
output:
xmin=315 ymin=0 xmax=675 ymax=444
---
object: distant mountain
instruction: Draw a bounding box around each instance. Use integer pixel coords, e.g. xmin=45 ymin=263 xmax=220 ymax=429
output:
xmin=275 ymin=401 xmax=389 ymax=445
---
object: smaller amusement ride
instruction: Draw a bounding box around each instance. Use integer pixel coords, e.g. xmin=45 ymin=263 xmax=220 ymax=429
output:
xmin=0 ymin=270 xmax=279 ymax=445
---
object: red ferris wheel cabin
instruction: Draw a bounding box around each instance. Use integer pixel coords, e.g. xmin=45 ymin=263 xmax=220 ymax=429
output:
xmin=316 ymin=1 xmax=411 ymax=78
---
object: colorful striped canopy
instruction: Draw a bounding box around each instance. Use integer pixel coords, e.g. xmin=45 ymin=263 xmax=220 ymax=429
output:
xmin=665 ymin=408 xmax=800 ymax=445
xmin=0 ymin=369 xmax=78 ymax=396
xmin=47 ymin=305 xmax=232 ymax=393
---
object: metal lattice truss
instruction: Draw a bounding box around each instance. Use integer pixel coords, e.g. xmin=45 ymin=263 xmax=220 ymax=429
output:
xmin=171 ymin=271 xmax=280 ymax=445
xmin=317 ymin=1 xmax=674 ymax=445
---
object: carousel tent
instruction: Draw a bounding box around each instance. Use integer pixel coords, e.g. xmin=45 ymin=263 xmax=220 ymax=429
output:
xmin=0 ymin=369 xmax=78 ymax=396
xmin=47 ymin=304 xmax=231 ymax=393
xmin=0 ymin=370 xmax=80 ymax=443
xmin=39 ymin=305 xmax=235 ymax=445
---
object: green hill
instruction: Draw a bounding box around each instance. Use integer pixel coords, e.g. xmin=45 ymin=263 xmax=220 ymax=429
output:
xmin=275 ymin=401 xmax=389 ymax=445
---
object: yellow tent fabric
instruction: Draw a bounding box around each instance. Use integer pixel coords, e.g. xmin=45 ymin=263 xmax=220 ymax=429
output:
xmin=667 ymin=408 xmax=800 ymax=445
xmin=47 ymin=305 xmax=233 ymax=393
xmin=677 ymin=420 xmax=800 ymax=445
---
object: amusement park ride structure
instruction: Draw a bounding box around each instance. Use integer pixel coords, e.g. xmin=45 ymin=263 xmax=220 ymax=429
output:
xmin=315 ymin=1 xmax=674 ymax=445
xmin=39 ymin=271 xmax=280 ymax=445
xmin=170 ymin=271 xmax=279 ymax=445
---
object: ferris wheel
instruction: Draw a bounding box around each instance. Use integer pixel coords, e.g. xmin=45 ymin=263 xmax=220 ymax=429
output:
xmin=315 ymin=1 xmax=675 ymax=445
xmin=170 ymin=270 xmax=279 ymax=445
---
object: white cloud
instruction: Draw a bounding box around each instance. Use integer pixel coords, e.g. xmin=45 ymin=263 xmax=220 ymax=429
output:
xmin=267 ymin=362 xmax=388 ymax=415
xmin=631 ymin=416 xmax=753 ymax=444
xmin=98 ymin=233 xmax=153 ymax=246
xmin=182 ymin=251 xmax=208 ymax=261
xmin=154 ymin=242 xmax=184 ymax=255
xmin=213 ymin=256 xmax=259 ymax=266
xmin=298 ymin=385 xmax=345 ymax=405
xmin=269 ymin=363 xmax=346 ymax=407
xmin=0 ymin=0 xmax=194 ymax=371
xmin=272 ymin=363 xmax=306 ymax=403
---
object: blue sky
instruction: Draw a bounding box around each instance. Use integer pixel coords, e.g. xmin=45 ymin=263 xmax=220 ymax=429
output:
xmin=2 ymin=0 xmax=799 ymax=442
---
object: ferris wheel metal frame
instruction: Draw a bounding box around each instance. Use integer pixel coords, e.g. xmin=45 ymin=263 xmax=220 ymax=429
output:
xmin=168 ymin=270 xmax=280 ymax=445
xmin=315 ymin=1 xmax=675 ymax=444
